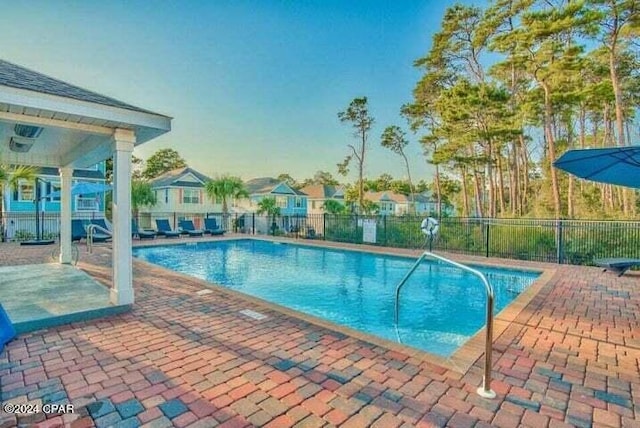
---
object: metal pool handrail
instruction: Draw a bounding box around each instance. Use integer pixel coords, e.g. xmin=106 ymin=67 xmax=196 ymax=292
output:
xmin=86 ymin=224 xmax=111 ymax=253
xmin=394 ymin=251 xmax=496 ymax=399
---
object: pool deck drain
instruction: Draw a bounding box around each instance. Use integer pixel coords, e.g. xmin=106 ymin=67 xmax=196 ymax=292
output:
xmin=0 ymin=237 xmax=638 ymax=428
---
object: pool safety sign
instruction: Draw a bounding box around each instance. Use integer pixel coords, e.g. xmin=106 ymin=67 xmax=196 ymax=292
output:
xmin=362 ymin=219 xmax=377 ymax=243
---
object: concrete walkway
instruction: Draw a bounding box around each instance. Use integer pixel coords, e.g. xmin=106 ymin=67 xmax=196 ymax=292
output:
xmin=0 ymin=238 xmax=638 ymax=427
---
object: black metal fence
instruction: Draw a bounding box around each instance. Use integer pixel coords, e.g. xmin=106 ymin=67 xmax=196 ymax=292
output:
xmin=4 ymin=210 xmax=640 ymax=266
xmin=226 ymin=213 xmax=640 ymax=266
xmin=0 ymin=211 xmax=104 ymax=242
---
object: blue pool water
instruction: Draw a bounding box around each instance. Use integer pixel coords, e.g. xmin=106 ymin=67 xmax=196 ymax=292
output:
xmin=133 ymin=239 xmax=540 ymax=357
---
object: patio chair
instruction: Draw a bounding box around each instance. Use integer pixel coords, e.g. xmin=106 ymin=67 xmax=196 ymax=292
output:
xmin=178 ymin=220 xmax=204 ymax=237
xmin=132 ymin=220 xmax=156 ymax=239
xmin=155 ymin=219 xmax=181 ymax=238
xmin=305 ymin=227 xmax=317 ymax=239
xmin=71 ymin=219 xmax=110 ymax=243
xmin=594 ymin=258 xmax=640 ymax=276
xmin=203 ymin=218 xmax=225 ymax=236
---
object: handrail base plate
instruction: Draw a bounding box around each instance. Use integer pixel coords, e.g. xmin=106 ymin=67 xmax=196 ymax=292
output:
xmin=477 ymin=387 xmax=496 ymax=399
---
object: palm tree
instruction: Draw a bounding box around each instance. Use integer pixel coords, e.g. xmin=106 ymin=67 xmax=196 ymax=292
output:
xmin=0 ymin=164 xmax=39 ymax=241
xmin=322 ymin=199 xmax=346 ymax=214
xmin=131 ymin=180 xmax=157 ymax=221
xmin=256 ymin=197 xmax=281 ymax=235
xmin=204 ymin=175 xmax=248 ymax=215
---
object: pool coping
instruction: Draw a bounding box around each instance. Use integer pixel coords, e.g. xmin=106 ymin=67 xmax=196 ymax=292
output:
xmin=132 ymin=235 xmax=556 ymax=374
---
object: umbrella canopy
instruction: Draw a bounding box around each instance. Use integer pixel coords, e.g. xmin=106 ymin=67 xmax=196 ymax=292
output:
xmin=554 ymin=146 xmax=640 ymax=188
xmin=47 ymin=182 xmax=112 ymax=198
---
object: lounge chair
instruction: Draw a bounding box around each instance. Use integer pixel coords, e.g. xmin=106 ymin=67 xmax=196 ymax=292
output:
xmin=132 ymin=220 xmax=156 ymax=239
xmin=155 ymin=219 xmax=181 ymax=238
xmin=71 ymin=219 xmax=110 ymax=243
xmin=204 ymin=218 xmax=225 ymax=236
xmin=90 ymin=218 xmax=111 ymax=233
xmin=595 ymin=258 xmax=640 ymax=276
xmin=178 ymin=220 xmax=204 ymax=237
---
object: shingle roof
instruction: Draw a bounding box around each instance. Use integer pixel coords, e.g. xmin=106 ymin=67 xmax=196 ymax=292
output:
xmin=149 ymin=167 xmax=211 ymax=188
xmin=245 ymin=177 xmax=307 ymax=196
xmin=0 ymin=59 xmax=165 ymax=116
xmin=365 ymin=191 xmax=407 ymax=203
xmin=299 ymin=184 xmax=343 ymax=199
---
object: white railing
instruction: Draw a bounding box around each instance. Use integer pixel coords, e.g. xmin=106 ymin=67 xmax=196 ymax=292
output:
xmin=76 ymin=197 xmax=98 ymax=211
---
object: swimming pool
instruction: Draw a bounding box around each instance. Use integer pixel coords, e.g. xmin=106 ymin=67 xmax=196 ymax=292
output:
xmin=133 ymin=239 xmax=540 ymax=357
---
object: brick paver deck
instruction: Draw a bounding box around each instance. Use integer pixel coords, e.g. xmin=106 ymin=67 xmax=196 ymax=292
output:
xmin=1 ymin=237 xmax=639 ymax=427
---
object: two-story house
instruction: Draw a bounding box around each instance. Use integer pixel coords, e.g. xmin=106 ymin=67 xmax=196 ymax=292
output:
xmin=240 ymin=177 xmax=308 ymax=234
xmin=137 ymin=167 xmax=222 ymax=230
xmin=365 ymin=191 xmax=439 ymax=216
xmin=2 ymin=164 xmax=108 ymax=240
xmin=300 ymin=184 xmax=345 ymax=215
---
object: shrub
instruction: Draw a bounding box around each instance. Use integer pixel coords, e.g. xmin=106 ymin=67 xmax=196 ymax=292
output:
xmin=13 ymin=230 xmax=35 ymax=242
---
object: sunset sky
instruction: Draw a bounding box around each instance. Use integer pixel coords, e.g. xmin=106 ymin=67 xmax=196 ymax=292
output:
xmin=1 ymin=0 xmax=485 ymax=182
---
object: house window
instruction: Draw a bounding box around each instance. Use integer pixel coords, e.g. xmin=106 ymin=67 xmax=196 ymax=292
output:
xmin=183 ymin=189 xmax=200 ymax=204
xmin=275 ymin=196 xmax=287 ymax=208
xmin=295 ymin=197 xmax=303 ymax=208
xmin=49 ymin=183 xmax=61 ymax=202
xmin=165 ymin=189 xmax=169 ymax=204
xmin=18 ymin=181 xmax=35 ymax=201
xmin=380 ymin=202 xmax=393 ymax=212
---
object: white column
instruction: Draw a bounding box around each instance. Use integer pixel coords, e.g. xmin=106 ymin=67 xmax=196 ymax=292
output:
xmin=111 ymin=129 xmax=135 ymax=305
xmin=59 ymin=167 xmax=73 ymax=264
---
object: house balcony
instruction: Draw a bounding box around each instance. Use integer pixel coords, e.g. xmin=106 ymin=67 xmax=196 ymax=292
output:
xmin=76 ymin=197 xmax=99 ymax=212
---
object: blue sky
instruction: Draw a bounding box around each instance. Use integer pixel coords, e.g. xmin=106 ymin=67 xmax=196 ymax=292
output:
xmin=1 ymin=0 xmax=484 ymax=183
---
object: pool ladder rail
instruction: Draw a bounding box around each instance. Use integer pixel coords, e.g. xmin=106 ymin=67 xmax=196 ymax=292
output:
xmin=394 ymin=251 xmax=496 ymax=399
xmin=86 ymin=223 xmax=112 ymax=253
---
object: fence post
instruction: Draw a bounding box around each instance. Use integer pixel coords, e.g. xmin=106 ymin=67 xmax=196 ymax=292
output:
xmin=234 ymin=213 xmax=238 ymax=233
xmin=252 ymin=213 xmax=256 ymax=234
xmin=556 ymin=220 xmax=564 ymax=264
xmin=173 ymin=212 xmax=177 ymax=229
xmin=485 ymin=222 xmax=490 ymax=258
xmin=383 ymin=215 xmax=387 ymax=246
xmin=323 ymin=213 xmax=326 ymax=241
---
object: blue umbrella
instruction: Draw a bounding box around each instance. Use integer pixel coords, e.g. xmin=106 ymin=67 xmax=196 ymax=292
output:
xmin=554 ymin=146 xmax=640 ymax=188
xmin=47 ymin=182 xmax=112 ymax=198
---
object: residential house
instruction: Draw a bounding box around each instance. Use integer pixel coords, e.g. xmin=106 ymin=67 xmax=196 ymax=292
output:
xmin=2 ymin=163 xmax=108 ymax=240
xmin=364 ymin=191 xmax=439 ymax=216
xmin=239 ymin=177 xmax=308 ymax=234
xmin=137 ymin=167 xmax=222 ymax=229
xmin=299 ymin=184 xmax=345 ymax=215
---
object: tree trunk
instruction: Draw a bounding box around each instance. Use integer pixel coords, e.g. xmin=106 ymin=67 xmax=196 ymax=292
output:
xmin=434 ymin=164 xmax=442 ymax=218
xmin=358 ymin=130 xmax=366 ymax=212
xmin=610 ymin=36 xmax=625 ymax=148
xmin=542 ymin=83 xmax=562 ymax=219
xmin=602 ymin=104 xmax=611 ymax=147
xmin=519 ymin=134 xmax=529 ymax=215
xmin=473 ymin=167 xmax=484 ymax=218
xmin=402 ymin=153 xmax=415 ymax=215
xmin=460 ymin=166 xmax=469 ymax=217
xmin=624 ymin=121 xmax=635 ymax=215
xmin=486 ymin=144 xmax=495 ymax=218
xmin=496 ymin=152 xmax=506 ymax=216
xmin=508 ymin=143 xmax=517 ymax=216
xmin=578 ymin=105 xmax=586 ymax=194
